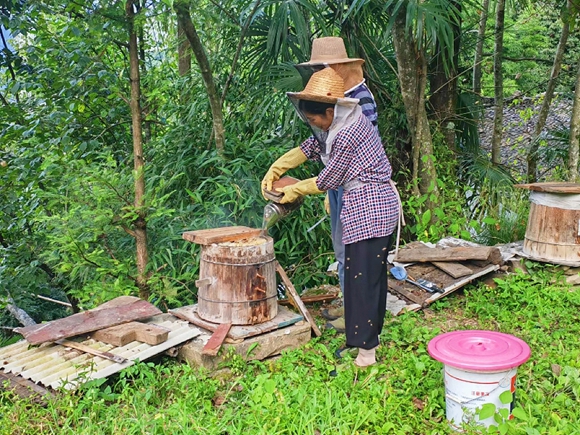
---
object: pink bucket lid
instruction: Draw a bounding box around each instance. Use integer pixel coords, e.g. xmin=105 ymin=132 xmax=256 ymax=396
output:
xmin=428 ymin=330 xmax=531 ymax=371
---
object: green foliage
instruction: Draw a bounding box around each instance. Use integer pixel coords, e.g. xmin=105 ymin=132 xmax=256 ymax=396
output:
xmin=475 ymin=188 xmax=529 ymax=245
xmin=3 ymin=271 xmax=580 ymax=433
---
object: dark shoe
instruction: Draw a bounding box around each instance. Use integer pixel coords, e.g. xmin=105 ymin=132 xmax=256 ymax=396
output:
xmin=321 ymin=306 xmax=344 ymax=320
xmin=334 ymin=346 xmax=355 ymax=359
xmin=325 ymin=316 xmax=345 ymax=333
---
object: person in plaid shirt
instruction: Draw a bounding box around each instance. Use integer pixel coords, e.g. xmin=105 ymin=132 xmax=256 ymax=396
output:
xmin=263 ymin=68 xmax=400 ymax=367
xmin=294 ymin=37 xmax=380 ymax=332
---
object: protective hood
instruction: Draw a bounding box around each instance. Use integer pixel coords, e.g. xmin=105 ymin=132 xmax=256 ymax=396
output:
xmin=288 ymin=95 xmax=361 ymax=165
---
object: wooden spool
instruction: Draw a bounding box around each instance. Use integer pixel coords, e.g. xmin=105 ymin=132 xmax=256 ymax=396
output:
xmin=196 ymin=236 xmax=278 ymax=325
xmin=516 ymin=182 xmax=580 ymax=266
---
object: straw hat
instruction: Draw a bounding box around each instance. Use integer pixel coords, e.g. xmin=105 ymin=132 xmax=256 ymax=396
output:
xmin=287 ymin=68 xmax=345 ymax=104
xmin=298 ymin=36 xmax=364 ymax=66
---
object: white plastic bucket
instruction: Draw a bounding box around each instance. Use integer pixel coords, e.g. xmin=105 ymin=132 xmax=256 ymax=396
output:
xmin=428 ymin=330 xmax=530 ymax=431
xmin=444 ymin=365 xmax=517 ymax=428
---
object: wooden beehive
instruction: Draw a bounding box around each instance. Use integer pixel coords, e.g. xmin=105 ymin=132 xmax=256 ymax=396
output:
xmin=516 ymin=182 xmax=580 ymax=266
xmin=182 ymin=227 xmax=278 ymax=325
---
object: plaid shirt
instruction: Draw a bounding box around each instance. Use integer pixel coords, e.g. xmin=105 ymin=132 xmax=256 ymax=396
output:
xmin=300 ymin=114 xmax=399 ymax=244
xmin=346 ymin=81 xmax=378 ymax=126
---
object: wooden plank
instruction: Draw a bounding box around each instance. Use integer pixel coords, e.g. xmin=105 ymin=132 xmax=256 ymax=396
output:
xmin=388 ymin=280 xmax=430 ymax=308
xmin=201 ymin=323 xmax=232 ymax=356
xmin=276 ymin=262 xmax=322 ymax=337
xmin=424 ymin=264 xmax=500 ymax=304
xmin=432 ymin=261 xmax=473 ymax=278
xmin=168 ymin=304 xmax=303 ymax=340
xmin=182 ymin=226 xmax=262 ymax=245
xmin=515 ymin=182 xmax=580 ymax=193
xmin=91 ymin=322 xmax=170 ymax=347
xmin=14 ymin=300 xmax=162 ymax=345
xmin=57 ymin=339 xmax=128 ymax=364
xmin=394 ymin=246 xmax=502 ymax=265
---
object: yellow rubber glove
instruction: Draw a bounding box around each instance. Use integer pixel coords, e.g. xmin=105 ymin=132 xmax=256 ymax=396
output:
xmin=261 ymin=147 xmax=307 ymax=199
xmin=279 ymin=177 xmax=324 ymax=204
xmin=324 ymin=193 xmax=330 ymax=214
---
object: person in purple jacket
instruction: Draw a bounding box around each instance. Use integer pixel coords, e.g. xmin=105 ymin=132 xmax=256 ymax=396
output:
xmin=265 ymin=68 xmax=400 ymax=367
xmin=294 ymin=37 xmax=379 ymax=332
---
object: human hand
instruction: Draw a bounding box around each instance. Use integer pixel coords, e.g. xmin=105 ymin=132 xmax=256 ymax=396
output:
xmin=279 ymin=177 xmax=324 ymax=204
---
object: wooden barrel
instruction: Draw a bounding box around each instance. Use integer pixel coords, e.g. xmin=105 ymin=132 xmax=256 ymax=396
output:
xmin=517 ymin=182 xmax=580 ymax=266
xmin=196 ymin=236 xmax=278 ymax=325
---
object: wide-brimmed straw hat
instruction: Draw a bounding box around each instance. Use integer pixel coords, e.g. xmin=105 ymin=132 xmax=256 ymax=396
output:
xmin=287 ymin=68 xmax=345 ymax=104
xmin=297 ymin=37 xmax=364 ymax=66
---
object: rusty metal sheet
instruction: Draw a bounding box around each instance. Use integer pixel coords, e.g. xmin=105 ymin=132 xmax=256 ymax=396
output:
xmin=14 ymin=300 xmax=161 ymax=345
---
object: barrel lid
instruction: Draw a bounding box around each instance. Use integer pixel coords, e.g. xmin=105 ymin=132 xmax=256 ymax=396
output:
xmin=515 ymin=182 xmax=580 ymax=193
xmin=428 ymin=330 xmax=531 ymax=371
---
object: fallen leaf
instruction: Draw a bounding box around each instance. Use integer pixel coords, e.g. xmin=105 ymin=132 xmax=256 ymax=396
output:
xmin=412 ymin=397 xmax=425 ymax=410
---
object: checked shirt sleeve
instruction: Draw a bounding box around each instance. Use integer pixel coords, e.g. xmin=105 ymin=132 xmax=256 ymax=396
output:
xmin=299 ymin=136 xmax=322 ymax=163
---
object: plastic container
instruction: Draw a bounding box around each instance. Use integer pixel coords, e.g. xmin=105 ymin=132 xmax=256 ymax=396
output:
xmin=428 ymin=330 xmax=531 ymax=430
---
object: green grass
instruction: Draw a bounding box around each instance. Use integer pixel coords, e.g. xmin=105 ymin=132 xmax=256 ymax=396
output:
xmin=2 ymin=263 xmax=580 ymax=434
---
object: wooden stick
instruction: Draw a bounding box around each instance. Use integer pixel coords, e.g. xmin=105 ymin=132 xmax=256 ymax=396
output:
xmin=56 ymin=340 xmax=128 ymax=364
xmin=278 ymin=293 xmax=338 ymax=306
xmin=36 ymin=294 xmax=73 ymax=307
xmin=275 ymin=262 xmax=322 ymax=337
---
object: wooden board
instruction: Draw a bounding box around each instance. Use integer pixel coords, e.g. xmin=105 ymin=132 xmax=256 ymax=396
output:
xmin=179 ymin=321 xmax=311 ymax=372
xmin=276 ymin=262 xmax=322 ymax=337
xmin=169 ymin=304 xmax=303 ymax=340
xmin=388 ymin=261 xmax=500 ymax=311
xmin=388 ymin=280 xmax=430 ymax=308
xmin=515 ymin=182 xmax=580 ymax=193
xmin=91 ymin=322 xmax=170 ymax=347
xmin=432 ymin=261 xmax=473 ymax=278
xmin=394 ymin=246 xmax=502 ymax=265
xmin=14 ymin=300 xmax=162 ymax=345
xmin=182 ymin=226 xmax=262 ymax=245
xmin=201 ymin=323 xmax=232 ymax=356
xmin=263 ymin=176 xmax=300 ymax=202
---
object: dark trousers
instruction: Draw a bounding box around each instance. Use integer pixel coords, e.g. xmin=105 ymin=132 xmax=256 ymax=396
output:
xmin=344 ymin=235 xmax=391 ymax=350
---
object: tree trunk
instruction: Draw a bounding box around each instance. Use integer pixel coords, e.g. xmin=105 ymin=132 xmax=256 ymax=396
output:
xmin=568 ymin=59 xmax=580 ymax=182
xmin=527 ymin=0 xmax=571 ymax=182
xmin=392 ymin=9 xmax=439 ymax=205
xmin=174 ymin=1 xmax=225 ymax=154
xmin=429 ymin=1 xmax=461 ymax=152
xmin=126 ymin=0 xmax=150 ymax=299
xmin=177 ymin=21 xmax=191 ymax=76
xmin=4 ymin=296 xmax=37 ymax=327
xmin=491 ymin=0 xmax=505 ymax=166
xmin=473 ymin=0 xmax=490 ymax=95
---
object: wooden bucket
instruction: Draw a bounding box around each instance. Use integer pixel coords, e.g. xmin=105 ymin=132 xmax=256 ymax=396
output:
xmin=196 ymin=236 xmax=278 ymax=325
xmin=517 ymin=182 xmax=580 ymax=266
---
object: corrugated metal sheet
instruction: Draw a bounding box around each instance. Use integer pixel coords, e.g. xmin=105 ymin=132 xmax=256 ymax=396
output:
xmin=0 ymin=314 xmax=201 ymax=390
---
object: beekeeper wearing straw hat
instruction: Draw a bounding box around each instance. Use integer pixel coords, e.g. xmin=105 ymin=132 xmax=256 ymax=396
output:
xmin=262 ymin=68 xmax=399 ymax=367
xmin=263 ymin=37 xmax=380 ymax=333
